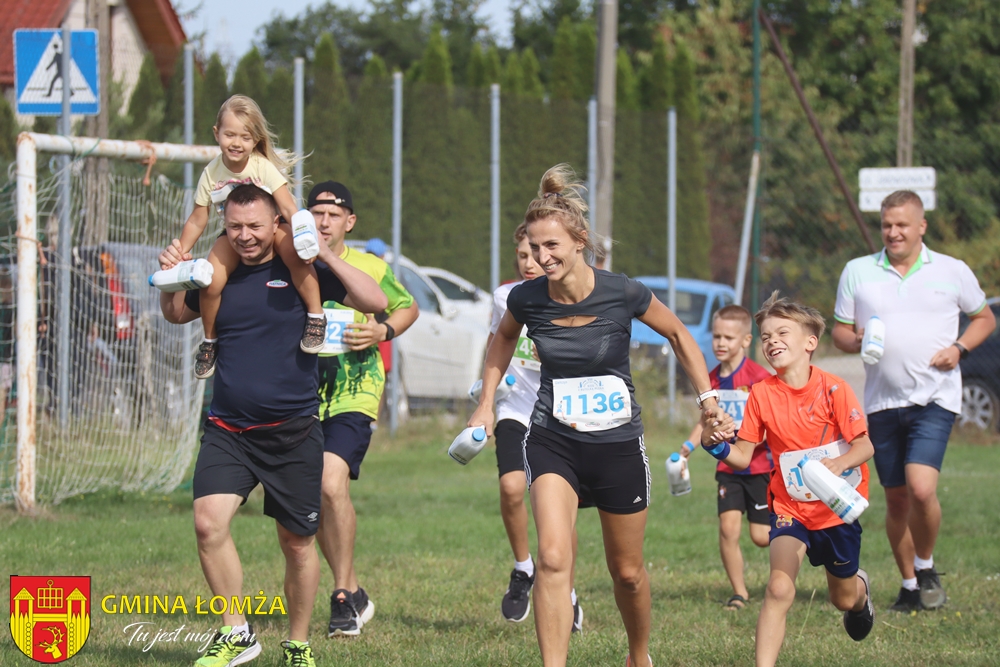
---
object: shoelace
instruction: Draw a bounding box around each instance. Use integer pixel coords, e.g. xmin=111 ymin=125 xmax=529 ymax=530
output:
xmin=508 ymin=572 xmax=532 ymax=600
xmin=331 ymin=594 xmax=356 ymax=620
xmin=203 ymin=635 xmax=236 ymax=656
xmin=283 ymin=641 xmax=313 ymax=666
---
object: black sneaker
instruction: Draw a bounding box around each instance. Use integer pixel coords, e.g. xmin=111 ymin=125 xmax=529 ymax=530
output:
xmin=916 ymin=566 xmax=947 ymax=609
xmin=501 ymin=569 xmax=534 ymax=622
xmin=843 ymin=568 xmax=874 ymax=641
xmin=889 ymin=587 xmax=922 ymax=612
xmin=300 ymin=314 xmax=327 ymax=354
xmin=195 ymin=341 xmax=218 ymax=379
xmin=571 ymin=598 xmax=584 ymax=634
xmin=353 ymin=587 xmax=376 ymax=630
xmin=328 ymin=588 xmax=360 ymax=637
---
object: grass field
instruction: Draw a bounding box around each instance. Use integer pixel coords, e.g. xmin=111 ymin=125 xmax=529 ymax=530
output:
xmin=3 ymin=414 xmax=1000 ymax=666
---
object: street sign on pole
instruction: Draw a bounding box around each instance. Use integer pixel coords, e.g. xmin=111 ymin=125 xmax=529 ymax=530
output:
xmin=858 ymin=166 xmax=936 ymax=211
xmin=15 ymin=29 xmax=100 ymax=116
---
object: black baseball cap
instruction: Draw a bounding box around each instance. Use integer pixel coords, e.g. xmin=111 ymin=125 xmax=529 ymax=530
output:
xmin=307 ymin=181 xmax=353 ymax=212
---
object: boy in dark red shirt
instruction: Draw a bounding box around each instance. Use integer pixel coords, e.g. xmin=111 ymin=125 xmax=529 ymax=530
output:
xmin=681 ymin=305 xmax=772 ymax=610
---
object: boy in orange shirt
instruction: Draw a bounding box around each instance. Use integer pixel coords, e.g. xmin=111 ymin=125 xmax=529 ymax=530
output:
xmin=699 ymin=292 xmax=875 ymax=667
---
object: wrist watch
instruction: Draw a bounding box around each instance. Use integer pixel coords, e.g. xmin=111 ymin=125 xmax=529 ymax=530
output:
xmin=953 ymin=341 xmax=969 ymax=359
xmin=696 ymin=389 xmax=720 ymax=409
xmin=383 ymin=322 xmax=396 ymax=341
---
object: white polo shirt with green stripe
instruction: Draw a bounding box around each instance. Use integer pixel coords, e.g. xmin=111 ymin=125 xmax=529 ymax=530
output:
xmin=834 ymin=244 xmax=987 ymax=415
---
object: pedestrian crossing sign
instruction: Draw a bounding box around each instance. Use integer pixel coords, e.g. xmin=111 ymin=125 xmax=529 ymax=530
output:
xmin=14 ymin=29 xmax=100 ymax=116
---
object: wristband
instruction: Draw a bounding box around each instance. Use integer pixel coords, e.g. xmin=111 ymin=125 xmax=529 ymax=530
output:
xmin=703 ymin=440 xmax=731 ymax=461
xmin=696 ymin=389 xmax=720 ymax=409
xmin=953 ymin=341 xmax=968 ymax=359
xmin=682 ymin=440 xmax=696 ymax=454
xmin=383 ymin=323 xmax=396 ymax=341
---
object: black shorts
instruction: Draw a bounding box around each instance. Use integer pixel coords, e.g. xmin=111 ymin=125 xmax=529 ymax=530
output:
xmin=495 ymin=419 xmax=528 ymax=478
xmin=716 ymin=471 xmax=771 ymax=525
xmin=322 ymin=412 xmax=375 ymax=480
xmin=193 ymin=415 xmax=324 ymax=536
xmin=523 ymin=424 xmax=649 ymax=515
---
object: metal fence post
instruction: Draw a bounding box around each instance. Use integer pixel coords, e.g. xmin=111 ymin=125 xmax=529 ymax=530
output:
xmin=294 ymin=58 xmax=304 ymax=204
xmin=56 ymin=26 xmax=73 ymax=428
xmin=490 ymin=84 xmax=500 ymax=292
xmin=15 ymin=135 xmax=38 ymax=514
xmin=667 ymin=107 xmax=677 ymax=421
xmin=588 ymin=97 xmax=597 ymax=228
xmin=182 ymin=43 xmax=195 ymax=407
xmin=390 ymin=72 xmax=403 ymax=436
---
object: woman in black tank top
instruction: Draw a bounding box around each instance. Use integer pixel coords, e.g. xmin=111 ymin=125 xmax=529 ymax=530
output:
xmin=469 ymin=165 xmax=733 ymax=667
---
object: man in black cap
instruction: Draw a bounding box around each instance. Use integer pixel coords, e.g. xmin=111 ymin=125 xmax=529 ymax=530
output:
xmin=307 ymin=181 xmax=420 ymax=636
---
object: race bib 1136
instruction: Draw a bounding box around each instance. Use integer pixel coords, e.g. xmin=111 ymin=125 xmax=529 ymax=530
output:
xmin=552 ymin=375 xmax=631 ymax=432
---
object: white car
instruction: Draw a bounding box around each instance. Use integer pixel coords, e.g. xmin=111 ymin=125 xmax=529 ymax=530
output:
xmin=419 ymin=266 xmax=493 ymax=328
xmin=346 ymin=242 xmax=489 ymax=401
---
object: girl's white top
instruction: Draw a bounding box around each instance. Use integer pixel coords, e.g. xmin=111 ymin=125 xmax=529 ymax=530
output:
xmin=490 ymin=281 xmax=541 ymax=427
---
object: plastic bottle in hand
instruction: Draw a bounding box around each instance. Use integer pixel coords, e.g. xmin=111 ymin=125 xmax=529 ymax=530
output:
xmin=468 ymin=374 xmax=516 ymax=402
xmin=797 ymin=456 xmax=868 ymax=524
xmin=148 ymin=259 xmax=214 ymax=292
xmin=666 ymin=452 xmax=692 ymax=496
xmin=290 ymin=209 xmax=320 ymax=260
xmin=860 ymin=316 xmax=885 ymax=365
xmin=448 ymin=426 xmax=488 ymax=465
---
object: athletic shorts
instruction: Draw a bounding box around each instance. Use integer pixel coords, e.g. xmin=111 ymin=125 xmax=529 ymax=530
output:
xmin=495 ymin=419 xmax=528 ymax=478
xmin=523 ymin=423 xmax=649 ymax=515
xmin=322 ymin=412 xmax=375 ymax=480
xmin=193 ymin=415 xmax=324 ymax=536
xmin=769 ymin=513 xmax=863 ymax=579
xmin=868 ymin=402 xmax=956 ymax=488
xmin=716 ymin=471 xmax=770 ymax=524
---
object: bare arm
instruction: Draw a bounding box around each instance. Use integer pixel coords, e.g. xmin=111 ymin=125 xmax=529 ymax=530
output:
xmin=175 ymin=205 xmax=210 ymax=259
xmin=344 ymin=302 xmax=420 ymax=351
xmin=832 ymin=320 xmax=863 ymax=354
xmin=930 ymin=305 xmax=996 ymax=371
xmin=821 ymin=434 xmax=874 ymax=477
xmin=703 ymin=434 xmax=758 ymax=472
xmin=272 ymin=184 xmax=299 ymax=223
xmin=160 ymin=291 xmax=199 ymax=325
xmin=467 ymin=311 xmax=521 ymax=436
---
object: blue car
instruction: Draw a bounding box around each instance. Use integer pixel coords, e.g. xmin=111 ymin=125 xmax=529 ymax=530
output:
xmin=630 ymin=277 xmax=737 ymax=370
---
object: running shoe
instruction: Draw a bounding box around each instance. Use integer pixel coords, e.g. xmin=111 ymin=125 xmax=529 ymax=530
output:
xmin=195 ymin=341 xmax=218 ymax=379
xmin=328 ymin=588 xmax=360 ymax=637
xmin=843 ymin=569 xmax=874 ymax=641
xmin=300 ymin=314 xmax=327 ymax=354
xmin=625 ymin=654 xmax=653 ymax=667
xmin=281 ymin=640 xmax=315 ymax=667
xmin=571 ymin=598 xmax=584 ymax=634
xmin=194 ymin=625 xmax=261 ymax=667
xmin=501 ymin=569 xmax=534 ymax=622
xmin=916 ymin=566 xmax=947 ymax=609
xmin=889 ymin=587 xmax=922 ymax=613
xmin=353 ymin=587 xmax=376 ymax=631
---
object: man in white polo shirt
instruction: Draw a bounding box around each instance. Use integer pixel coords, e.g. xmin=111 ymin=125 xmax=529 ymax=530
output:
xmin=832 ymin=190 xmax=995 ymax=613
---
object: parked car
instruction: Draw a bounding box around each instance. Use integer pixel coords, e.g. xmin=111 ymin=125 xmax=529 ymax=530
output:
xmin=958 ymin=298 xmax=1000 ymax=431
xmin=419 ymin=266 xmax=492 ymax=327
xmin=629 ymin=277 xmax=737 ymax=370
xmin=346 ymin=242 xmax=489 ymax=402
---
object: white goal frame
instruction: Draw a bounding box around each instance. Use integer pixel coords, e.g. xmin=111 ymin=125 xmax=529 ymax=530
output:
xmin=15 ymin=133 xmax=220 ymax=513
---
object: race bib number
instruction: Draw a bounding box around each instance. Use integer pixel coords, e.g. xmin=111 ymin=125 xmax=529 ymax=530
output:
xmin=552 ymin=375 xmax=632 ymax=432
xmin=321 ymin=308 xmax=357 ymax=356
xmin=779 ymin=439 xmax=862 ymax=502
xmin=512 ymin=329 xmax=540 ymax=371
xmin=718 ymin=389 xmax=749 ymax=428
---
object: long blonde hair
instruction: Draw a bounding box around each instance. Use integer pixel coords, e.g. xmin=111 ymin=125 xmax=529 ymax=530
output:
xmin=216 ymin=95 xmax=300 ymax=181
xmin=523 ymin=164 xmax=601 ymax=256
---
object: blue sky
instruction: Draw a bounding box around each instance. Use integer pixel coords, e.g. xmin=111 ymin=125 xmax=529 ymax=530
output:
xmin=181 ymin=0 xmax=515 ymax=65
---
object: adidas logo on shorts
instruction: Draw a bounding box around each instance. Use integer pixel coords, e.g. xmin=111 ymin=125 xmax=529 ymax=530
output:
xmin=633 ymin=496 xmax=642 ymax=504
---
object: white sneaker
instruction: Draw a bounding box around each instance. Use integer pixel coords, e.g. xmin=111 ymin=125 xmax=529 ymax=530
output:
xmin=291 ymin=210 xmax=320 ymax=260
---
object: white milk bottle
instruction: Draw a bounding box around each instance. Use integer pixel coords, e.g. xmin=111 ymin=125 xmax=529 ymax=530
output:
xmin=666 ymin=452 xmax=692 ymax=496
xmin=797 ymin=456 xmax=868 ymax=524
xmin=448 ymin=426 xmax=489 ymax=465
xmin=148 ymin=259 xmax=214 ymax=292
xmin=291 ymin=209 xmax=320 ymax=260
xmin=860 ymin=316 xmax=885 ymax=365
xmin=468 ymin=374 xmax=516 ymax=402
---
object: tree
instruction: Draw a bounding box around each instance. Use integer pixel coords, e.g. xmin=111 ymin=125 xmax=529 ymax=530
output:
xmin=466 ymin=43 xmax=486 ymax=87
xmin=503 ymin=51 xmax=523 ymax=96
xmin=430 ymin=0 xmax=490 ymax=85
xmin=348 ymin=55 xmax=394 ymax=240
xmin=231 ymin=47 xmax=269 ymax=103
xmin=520 ymin=48 xmax=545 ymax=99
xmin=484 ymin=46 xmax=503 ymax=84
xmin=127 ymin=54 xmax=166 ymax=140
xmin=306 ymin=33 xmax=350 ymax=184
xmin=574 ymin=21 xmax=596 ymax=100
xmin=0 ymin=93 xmax=18 ymax=168
xmin=421 ymin=27 xmax=454 ymax=87
xmin=673 ymin=40 xmax=710 ymax=279
xmin=512 ymin=0 xmax=587 ymax=82
xmin=163 ymin=50 xmax=186 ymax=138
xmin=550 ymin=17 xmax=577 ymax=100
xmin=198 ymin=53 xmax=229 ymax=145
xmin=641 ymin=33 xmax=672 ymax=112
xmin=267 ymin=67 xmax=295 ymax=149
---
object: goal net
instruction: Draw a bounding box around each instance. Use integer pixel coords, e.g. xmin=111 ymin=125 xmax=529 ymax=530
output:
xmin=1 ymin=134 xmax=219 ymax=508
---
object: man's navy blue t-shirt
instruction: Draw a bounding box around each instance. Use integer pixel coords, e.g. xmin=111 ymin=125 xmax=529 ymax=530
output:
xmin=185 ymin=256 xmax=347 ymax=427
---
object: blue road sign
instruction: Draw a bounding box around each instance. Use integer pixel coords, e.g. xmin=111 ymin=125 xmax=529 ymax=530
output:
xmin=14 ymin=29 xmax=100 ymax=116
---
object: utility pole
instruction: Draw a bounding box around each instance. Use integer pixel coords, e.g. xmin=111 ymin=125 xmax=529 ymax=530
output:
xmin=897 ymin=0 xmax=915 ymax=166
xmin=594 ymin=0 xmax=617 ymax=269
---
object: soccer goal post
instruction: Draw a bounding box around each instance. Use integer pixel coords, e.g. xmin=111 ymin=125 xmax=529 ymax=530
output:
xmin=12 ymin=133 xmax=219 ymax=513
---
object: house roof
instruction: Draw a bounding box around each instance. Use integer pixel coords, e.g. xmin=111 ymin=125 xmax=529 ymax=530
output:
xmin=0 ymin=0 xmax=186 ymax=88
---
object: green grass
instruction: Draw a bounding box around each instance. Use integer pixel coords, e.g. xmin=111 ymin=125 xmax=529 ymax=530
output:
xmin=3 ymin=415 xmax=1000 ymax=666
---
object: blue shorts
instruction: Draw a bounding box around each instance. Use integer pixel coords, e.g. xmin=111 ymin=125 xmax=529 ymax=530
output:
xmin=321 ymin=412 xmax=374 ymax=480
xmin=867 ymin=402 xmax=956 ymax=488
xmin=769 ymin=513 xmax=863 ymax=578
